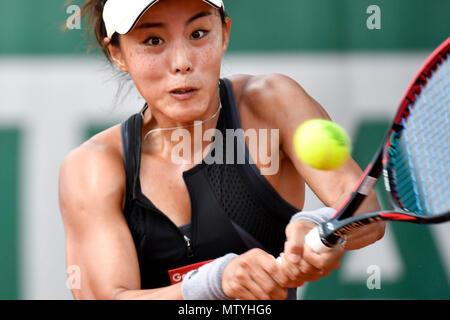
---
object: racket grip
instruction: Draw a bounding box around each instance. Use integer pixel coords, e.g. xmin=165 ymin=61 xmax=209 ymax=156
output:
xmin=304 ymin=227 xmax=329 ymax=253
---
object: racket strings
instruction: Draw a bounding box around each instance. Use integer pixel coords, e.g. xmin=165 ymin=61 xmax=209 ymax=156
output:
xmin=389 ymin=53 xmax=449 ymax=216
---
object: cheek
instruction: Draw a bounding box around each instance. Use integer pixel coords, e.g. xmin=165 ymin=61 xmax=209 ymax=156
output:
xmin=126 ymin=51 xmax=167 ymax=99
xmin=127 ymin=49 xmax=163 ymax=79
xmin=195 ymin=42 xmax=223 ymax=75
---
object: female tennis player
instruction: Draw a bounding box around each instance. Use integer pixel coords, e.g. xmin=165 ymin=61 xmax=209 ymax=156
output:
xmin=59 ymin=0 xmax=385 ymax=300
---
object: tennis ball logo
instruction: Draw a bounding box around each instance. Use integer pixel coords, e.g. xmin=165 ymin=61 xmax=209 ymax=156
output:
xmin=293 ymin=119 xmax=351 ymax=170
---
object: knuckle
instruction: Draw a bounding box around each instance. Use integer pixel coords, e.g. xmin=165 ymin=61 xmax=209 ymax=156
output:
xmin=313 ymin=260 xmax=324 ymax=270
xmin=237 ymin=257 xmax=250 ymax=270
xmin=289 ymin=243 xmax=302 ymax=254
xmin=234 ymin=268 xmax=246 ymax=281
xmin=249 ymin=248 xmax=264 ymax=256
xmin=278 ymin=279 xmax=289 ymax=288
xmin=292 ymin=266 xmax=302 ymax=278
xmin=300 ymin=262 xmax=314 ymax=274
xmin=298 ymin=265 xmax=309 ymax=275
xmin=227 ymin=281 xmax=239 ymax=295
xmin=318 ymin=262 xmax=330 ymax=272
xmin=285 ymin=269 xmax=297 ymax=282
xmin=253 ymin=287 xmax=269 ymax=300
xmin=267 ymin=281 xmax=279 ymax=294
xmin=267 ymin=262 xmax=279 ymax=275
xmin=278 ymin=274 xmax=290 ymax=287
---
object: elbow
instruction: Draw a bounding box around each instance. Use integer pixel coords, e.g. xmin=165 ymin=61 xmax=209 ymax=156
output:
xmin=73 ymin=286 xmax=130 ymax=300
xmin=93 ymin=287 xmax=130 ymax=300
xmin=111 ymin=287 xmax=131 ymax=300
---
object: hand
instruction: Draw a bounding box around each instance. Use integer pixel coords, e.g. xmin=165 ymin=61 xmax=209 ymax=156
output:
xmin=279 ymin=220 xmax=344 ymax=287
xmin=342 ymin=221 xmax=386 ymax=250
xmin=221 ymin=248 xmax=290 ymax=300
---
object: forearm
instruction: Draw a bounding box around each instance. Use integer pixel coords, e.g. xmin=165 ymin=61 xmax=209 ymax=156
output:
xmin=114 ymin=283 xmax=183 ymax=300
xmin=314 ymin=187 xmax=383 ymax=251
xmin=339 ymin=190 xmax=385 ymax=250
xmin=354 ymin=190 xmax=382 ymax=214
xmin=331 ymin=182 xmax=381 ymax=213
xmin=115 ymin=253 xmax=236 ymax=300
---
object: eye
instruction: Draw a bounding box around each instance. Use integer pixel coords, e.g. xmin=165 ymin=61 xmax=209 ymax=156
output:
xmin=191 ymin=30 xmax=208 ymax=40
xmin=146 ymin=37 xmax=164 ymax=46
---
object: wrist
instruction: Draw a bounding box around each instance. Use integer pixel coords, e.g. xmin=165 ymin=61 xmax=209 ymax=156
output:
xmin=181 ymin=253 xmax=237 ymax=300
xmin=289 ymin=207 xmax=336 ymax=226
xmin=286 ymin=219 xmax=316 ymax=238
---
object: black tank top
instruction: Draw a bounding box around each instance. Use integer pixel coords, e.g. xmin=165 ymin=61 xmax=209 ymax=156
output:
xmin=121 ymin=78 xmax=300 ymax=296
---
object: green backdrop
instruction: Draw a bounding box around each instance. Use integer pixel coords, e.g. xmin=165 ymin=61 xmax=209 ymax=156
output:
xmin=0 ymin=0 xmax=449 ymax=55
xmin=0 ymin=129 xmax=20 ymax=300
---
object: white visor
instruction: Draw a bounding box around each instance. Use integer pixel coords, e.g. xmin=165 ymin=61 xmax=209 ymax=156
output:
xmin=103 ymin=0 xmax=224 ymax=39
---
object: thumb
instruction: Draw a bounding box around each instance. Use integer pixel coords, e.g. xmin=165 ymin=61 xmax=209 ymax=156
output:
xmin=284 ymin=220 xmax=317 ymax=263
xmin=284 ymin=240 xmax=303 ymax=263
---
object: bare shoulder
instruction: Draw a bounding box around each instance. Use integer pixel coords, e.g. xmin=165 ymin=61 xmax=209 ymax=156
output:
xmin=228 ymin=74 xmax=328 ymax=127
xmin=59 ymin=124 xmax=126 ymax=217
xmin=230 ymin=73 xmax=306 ymax=100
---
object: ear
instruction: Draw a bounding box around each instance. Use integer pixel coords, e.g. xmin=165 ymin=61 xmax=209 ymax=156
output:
xmin=221 ymin=17 xmax=232 ymax=55
xmin=104 ymin=37 xmax=129 ymax=73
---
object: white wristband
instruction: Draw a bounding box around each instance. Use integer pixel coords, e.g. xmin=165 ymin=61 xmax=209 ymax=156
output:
xmin=182 ymin=253 xmax=237 ymax=300
xmin=289 ymin=207 xmax=336 ymax=226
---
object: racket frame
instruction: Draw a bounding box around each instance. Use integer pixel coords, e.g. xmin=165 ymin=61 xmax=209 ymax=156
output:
xmin=317 ymin=38 xmax=450 ymax=247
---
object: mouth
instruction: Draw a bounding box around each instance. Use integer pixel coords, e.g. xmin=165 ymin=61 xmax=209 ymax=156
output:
xmin=169 ymin=87 xmax=198 ymax=100
xmin=170 ymin=87 xmax=197 ymax=94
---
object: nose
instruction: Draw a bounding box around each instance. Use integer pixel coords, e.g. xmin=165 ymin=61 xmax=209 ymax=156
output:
xmin=171 ymin=41 xmax=193 ymax=75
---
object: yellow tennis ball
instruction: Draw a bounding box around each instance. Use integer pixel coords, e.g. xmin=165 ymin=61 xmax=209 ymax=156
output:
xmin=293 ymin=119 xmax=351 ymax=170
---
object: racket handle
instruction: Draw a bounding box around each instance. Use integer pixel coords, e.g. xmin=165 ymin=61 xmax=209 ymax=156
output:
xmin=304 ymin=226 xmax=329 ymax=253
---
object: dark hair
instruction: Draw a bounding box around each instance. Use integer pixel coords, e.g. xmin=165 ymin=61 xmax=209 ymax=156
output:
xmin=77 ymin=0 xmax=229 ymax=63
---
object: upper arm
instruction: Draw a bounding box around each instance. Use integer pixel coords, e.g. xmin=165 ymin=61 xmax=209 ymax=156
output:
xmin=59 ymin=142 xmax=140 ymax=299
xmin=243 ymin=74 xmax=379 ymax=210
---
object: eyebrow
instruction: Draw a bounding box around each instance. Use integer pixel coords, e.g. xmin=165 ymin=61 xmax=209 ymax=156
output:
xmin=135 ymin=11 xmax=213 ymax=30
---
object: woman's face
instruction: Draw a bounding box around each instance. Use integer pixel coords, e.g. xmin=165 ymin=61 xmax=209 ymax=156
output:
xmin=108 ymin=0 xmax=231 ymax=123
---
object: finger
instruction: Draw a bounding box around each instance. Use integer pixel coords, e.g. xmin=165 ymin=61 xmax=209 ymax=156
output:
xmin=283 ymin=240 xmax=303 ymax=264
xmin=283 ymin=241 xmax=317 ymax=280
xmin=303 ymin=243 xmax=344 ymax=272
xmin=278 ymin=254 xmax=302 ymax=281
xmin=278 ymin=256 xmax=311 ymax=287
xmin=268 ymin=260 xmax=292 ymax=289
xmin=232 ymin=253 xmax=277 ymax=300
xmin=250 ymin=254 xmax=289 ymax=299
xmin=229 ymin=268 xmax=261 ymax=300
xmin=256 ymin=266 xmax=288 ymax=300
xmin=234 ymin=284 xmax=260 ymax=300
xmin=298 ymin=259 xmax=323 ymax=276
xmin=243 ymin=274 xmax=273 ymax=300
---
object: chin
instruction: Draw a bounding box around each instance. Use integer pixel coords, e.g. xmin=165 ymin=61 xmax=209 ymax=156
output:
xmin=168 ymin=100 xmax=211 ymax=122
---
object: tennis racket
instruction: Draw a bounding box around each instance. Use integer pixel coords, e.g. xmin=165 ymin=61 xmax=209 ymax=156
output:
xmin=304 ymin=37 xmax=450 ymax=253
